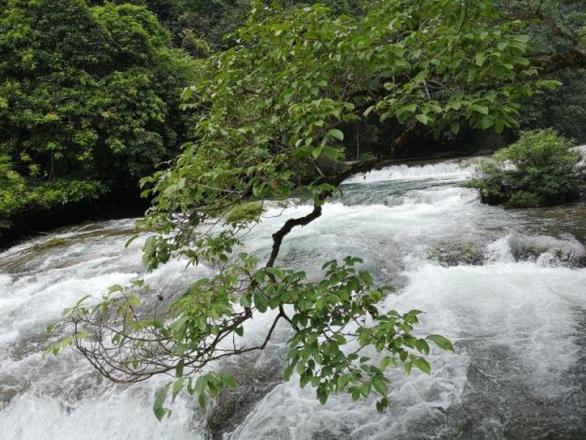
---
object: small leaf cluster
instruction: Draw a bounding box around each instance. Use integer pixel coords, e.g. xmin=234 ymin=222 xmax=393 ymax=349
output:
xmin=0 ymin=152 xmax=106 ymax=227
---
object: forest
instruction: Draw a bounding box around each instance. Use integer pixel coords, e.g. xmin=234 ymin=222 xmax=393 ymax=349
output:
xmin=0 ymin=1 xmax=585 ymax=439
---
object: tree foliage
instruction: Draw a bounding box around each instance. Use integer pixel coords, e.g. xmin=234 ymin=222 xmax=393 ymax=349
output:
xmin=510 ymin=0 xmax=586 ymax=142
xmin=467 ymin=129 xmax=584 ymax=207
xmin=0 ymin=0 xmax=195 ymax=226
xmin=49 ymin=0 xmax=565 ymax=418
xmin=521 ymin=68 xmax=586 ymax=142
xmin=97 ymin=0 xmax=365 ymax=52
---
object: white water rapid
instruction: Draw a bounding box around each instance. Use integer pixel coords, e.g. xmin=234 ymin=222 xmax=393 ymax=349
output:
xmin=1 ymin=159 xmax=584 ymax=439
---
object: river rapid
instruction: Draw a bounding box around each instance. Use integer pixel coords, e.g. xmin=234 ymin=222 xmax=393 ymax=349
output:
xmin=1 ymin=159 xmax=585 ymax=440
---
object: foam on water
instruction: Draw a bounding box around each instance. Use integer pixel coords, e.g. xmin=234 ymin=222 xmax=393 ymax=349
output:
xmin=2 ymin=384 xmax=198 ymax=440
xmin=0 ymin=221 xmax=207 ymax=439
xmin=1 ymin=159 xmax=585 ymax=439
xmin=229 ymin=261 xmax=585 ymax=440
xmin=485 ymin=233 xmax=586 ymax=266
xmin=343 ymin=161 xmax=471 ymax=184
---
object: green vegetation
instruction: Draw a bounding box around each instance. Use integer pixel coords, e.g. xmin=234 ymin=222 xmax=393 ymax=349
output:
xmin=0 ymin=0 xmax=195 ymax=228
xmin=468 ymin=129 xmax=585 ymax=207
xmin=516 ymin=0 xmax=586 ymax=141
xmin=1 ymin=0 xmax=585 ymax=235
xmin=0 ymin=152 xmax=105 ymax=228
xmin=522 ymin=69 xmax=586 ymax=142
xmin=43 ymin=0 xmax=586 ymax=418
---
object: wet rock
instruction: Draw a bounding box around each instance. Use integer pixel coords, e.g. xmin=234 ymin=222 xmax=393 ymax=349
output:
xmin=205 ymin=355 xmax=283 ymax=439
xmin=428 ymin=241 xmax=485 ymax=266
xmin=509 ymin=233 xmax=585 ymax=267
xmin=0 ymin=224 xmax=136 ymax=274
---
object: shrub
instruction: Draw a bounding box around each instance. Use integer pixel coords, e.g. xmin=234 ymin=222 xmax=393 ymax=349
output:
xmin=468 ymin=129 xmax=584 ymax=208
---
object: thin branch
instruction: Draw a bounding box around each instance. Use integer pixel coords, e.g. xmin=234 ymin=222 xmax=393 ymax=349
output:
xmin=266 ymin=204 xmax=324 ymax=268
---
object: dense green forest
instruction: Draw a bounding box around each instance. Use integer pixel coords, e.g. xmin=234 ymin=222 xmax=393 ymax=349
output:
xmin=0 ymin=0 xmax=584 ymax=243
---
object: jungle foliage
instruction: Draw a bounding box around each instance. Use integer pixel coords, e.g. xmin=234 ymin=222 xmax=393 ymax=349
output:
xmin=1 ymin=0 xmax=585 ymax=234
xmin=515 ymin=0 xmax=586 ymax=141
xmin=0 ymin=0 xmax=196 ymax=228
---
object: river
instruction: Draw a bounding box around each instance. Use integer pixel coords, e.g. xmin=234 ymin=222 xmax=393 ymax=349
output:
xmin=1 ymin=159 xmax=585 ymax=439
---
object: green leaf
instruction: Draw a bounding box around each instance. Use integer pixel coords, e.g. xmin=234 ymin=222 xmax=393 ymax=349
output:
xmin=403 ymin=103 xmax=417 ymax=113
xmin=474 ymin=54 xmax=486 ymax=66
xmin=479 ymin=115 xmax=493 ymax=129
xmin=536 ymin=80 xmax=561 ymax=91
xmin=153 ymin=385 xmax=170 ymax=421
xmin=416 ymin=114 xmax=430 ymax=125
xmin=358 ymin=270 xmax=373 ymax=286
xmin=376 ymin=397 xmax=389 ymax=412
xmin=198 ymin=392 xmax=207 ymax=410
xmin=284 ymin=362 xmax=296 ymax=380
xmin=311 ymin=146 xmax=323 ymax=159
xmin=172 ymin=378 xmax=184 ymax=402
xmin=372 ymin=378 xmax=388 ymax=396
xmin=414 ymin=339 xmax=430 ymax=355
xmin=471 ymin=104 xmax=489 ymax=115
xmin=380 ymin=356 xmax=392 ymax=370
xmin=221 ymin=373 xmax=237 ymax=389
xmin=515 ymin=34 xmax=529 ymax=43
xmin=328 ymin=129 xmax=344 ymax=141
xmin=412 ymin=357 xmax=431 ymax=374
xmin=427 ymin=334 xmax=455 ymax=351
xmin=494 ymin=119 xmax=505 ymax=134
xmin=363 ymin=106 xmax=376 ymax=117
xmin=322 ymin=146 xmax=341 ymax=161
xmin=318 ymin=389 xmax=328 ymax=405
xmin=176 ymin=359 xmax=184 ymax=378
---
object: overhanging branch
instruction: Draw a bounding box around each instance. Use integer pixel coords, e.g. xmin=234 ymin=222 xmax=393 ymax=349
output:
xmin=266 ymin=204 xmax=323 ymax=268
xmin=532 ymin=49 xmax=586 ymax=74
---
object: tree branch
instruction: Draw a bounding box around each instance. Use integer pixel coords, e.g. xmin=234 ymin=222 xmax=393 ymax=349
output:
xmin=321 ymin=123 xmax=419 ymax=187
xmin=532 ymin=49 xmax=586 ymax=74
xmin=266 ymin=204 xmax=323 ymax=268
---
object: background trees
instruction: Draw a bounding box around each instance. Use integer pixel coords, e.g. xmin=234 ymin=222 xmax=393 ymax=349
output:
xmin=1 ymin=0 xmax=584 ymax=243
xmin=0 ymin=0 xmax=195 ymax=229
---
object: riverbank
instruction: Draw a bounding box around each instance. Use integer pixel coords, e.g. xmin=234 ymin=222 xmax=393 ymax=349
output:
xmin=0 ymin=189 xmax=149 ymax=251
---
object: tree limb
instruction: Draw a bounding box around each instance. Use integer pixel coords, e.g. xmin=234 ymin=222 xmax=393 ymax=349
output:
xmin=532 ymin=49 xmax=586 ymax=74
xmin=266 ymin=204 xmax=323 ymax=268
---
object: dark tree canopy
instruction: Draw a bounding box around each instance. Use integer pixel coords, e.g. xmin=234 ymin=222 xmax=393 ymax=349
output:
xmin=0 ymin=0 xmax=195 ymax=226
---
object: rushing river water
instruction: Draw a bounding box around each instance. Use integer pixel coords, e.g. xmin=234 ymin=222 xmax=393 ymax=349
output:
xmin=1 ymin=159 xmax=585 ymax=440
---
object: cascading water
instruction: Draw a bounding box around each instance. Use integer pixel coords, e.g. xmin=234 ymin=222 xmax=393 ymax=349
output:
xmin=1 ymin=158 xmax=584 ymax=439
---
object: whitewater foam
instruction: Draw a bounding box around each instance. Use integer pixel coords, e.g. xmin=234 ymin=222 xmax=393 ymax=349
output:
xmin=344 ymin=162 xmax=471 ymax=184
xmin=1 ymin=158 xmax=585 ymax=440
xmin=228 ymin=261 xmax=585 ymax=439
